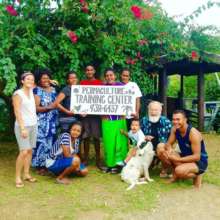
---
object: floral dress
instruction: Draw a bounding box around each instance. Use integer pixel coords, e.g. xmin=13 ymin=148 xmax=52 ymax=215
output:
xmin=32 ymin=86 xmax=58 ymax=168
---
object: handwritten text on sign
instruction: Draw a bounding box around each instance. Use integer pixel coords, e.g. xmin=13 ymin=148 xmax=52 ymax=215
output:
xmin=70 ymin=85 xmax=136 ymax=115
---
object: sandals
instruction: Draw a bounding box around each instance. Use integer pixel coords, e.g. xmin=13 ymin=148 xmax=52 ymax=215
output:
xmin=16 ymin=181 xmax=24 ymax=188
xmin=159 ymin=171 xmax=169 ymax=178
xmin=24 ymin=177 xmax=37 ymax=183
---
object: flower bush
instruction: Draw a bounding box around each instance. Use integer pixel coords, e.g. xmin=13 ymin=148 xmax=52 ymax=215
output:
xmin=0 ymin=0 xmax=219 ymax=97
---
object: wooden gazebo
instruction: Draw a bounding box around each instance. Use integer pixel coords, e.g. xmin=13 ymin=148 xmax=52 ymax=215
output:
xmin=147 ymin=51 xmax=220 ymax=131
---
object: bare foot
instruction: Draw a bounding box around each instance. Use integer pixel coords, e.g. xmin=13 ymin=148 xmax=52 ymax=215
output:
xmin=15 ymin=178 xmax=24 ymax=188
xmin=36 ymin=168 xmax=48 ymax=176
xmin=160 ymin=169 xmax=169 ymax=178
xmin=56 ymin=177 xmax=71 ymax=185
xmin=193 ymin=175 xmax=202 ymax=189
xmin=164 ymin=175 xmax=177 ymax=184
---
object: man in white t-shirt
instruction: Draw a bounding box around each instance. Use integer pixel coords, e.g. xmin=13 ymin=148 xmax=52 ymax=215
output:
xmin=120 ymin=69 xmax=142 ymax=129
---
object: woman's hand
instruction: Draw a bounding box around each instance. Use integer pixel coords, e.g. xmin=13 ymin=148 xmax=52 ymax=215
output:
xmin=66 ymin=110 xmax=74 ymax=116
xmin=21 ymin=128 xmax=28 ymax=138
xmin=50 ymin=79 xmax=59 ymax=86
xmin=131 ymin=112 xmax=139 ymax=119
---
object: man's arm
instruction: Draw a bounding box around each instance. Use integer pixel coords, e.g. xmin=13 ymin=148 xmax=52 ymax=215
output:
xmin=135 ymin=97 xmax=141 ymax=119
xmin=165 ymin=127 xmax=177 ymax=151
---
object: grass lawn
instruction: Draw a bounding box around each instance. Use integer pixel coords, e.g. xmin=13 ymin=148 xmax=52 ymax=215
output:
xmin=0 ymin=134 xmax=219 ymax=219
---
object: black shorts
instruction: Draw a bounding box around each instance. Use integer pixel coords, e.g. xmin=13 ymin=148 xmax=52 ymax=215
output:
xmin=81 ymin=115 xmax=101 ymax=139
xmin=195 ymin=160 xmax=208 ymax=175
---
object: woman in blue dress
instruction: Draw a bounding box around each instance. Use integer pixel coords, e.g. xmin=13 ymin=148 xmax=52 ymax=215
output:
xmin=32 ymin=69 xmax=58 ymax=175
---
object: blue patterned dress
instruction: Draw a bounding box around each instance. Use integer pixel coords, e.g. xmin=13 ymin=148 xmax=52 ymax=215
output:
xmin=32 ymin=86 xmax=58 ymax=168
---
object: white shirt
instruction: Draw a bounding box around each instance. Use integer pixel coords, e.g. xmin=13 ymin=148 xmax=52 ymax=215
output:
xmin=124 ymin=81 xmax=142 ymax=119
xmin=14 ymin=89 xmax=37 ymax=126
xmin=128 ymin=129 xmax=145 ymax=146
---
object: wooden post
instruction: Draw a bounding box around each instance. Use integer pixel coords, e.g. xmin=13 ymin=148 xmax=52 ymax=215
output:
xmin=198 ymin=69 xmax=204 ymax=131
xmin=159 ymin=68 xmax=167 ymax=116
xmin=180 ymin=74 xmax=184 ymax=108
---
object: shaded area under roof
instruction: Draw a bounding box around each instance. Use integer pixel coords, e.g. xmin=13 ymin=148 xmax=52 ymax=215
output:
xmin=147 ymin=51 xmax=220 ymax=76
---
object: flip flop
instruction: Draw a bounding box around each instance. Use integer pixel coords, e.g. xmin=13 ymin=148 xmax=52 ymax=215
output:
xmin=16 ymin=181 xmax=24 ymax=188
xmin=24 ymin=177 xmax=37 ymax=183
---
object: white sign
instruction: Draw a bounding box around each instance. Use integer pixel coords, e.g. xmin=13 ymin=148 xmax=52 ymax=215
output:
xmin=70 ymin=85 xmax=136 ymax=115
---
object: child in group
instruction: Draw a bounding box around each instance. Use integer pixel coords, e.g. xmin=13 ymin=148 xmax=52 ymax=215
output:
xmin=46 ymin=121 xmax=88 ymax=184
xmin=121 ymin=119 xmax=146 ymax=165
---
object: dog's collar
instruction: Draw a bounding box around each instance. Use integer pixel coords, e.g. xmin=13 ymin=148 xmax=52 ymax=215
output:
xmin=139 ymin=141 xmax=149 ymax=149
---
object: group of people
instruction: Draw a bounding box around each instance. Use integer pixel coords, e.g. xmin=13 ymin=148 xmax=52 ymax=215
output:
xmin=12 ymin=65 xmax=208 ymax=188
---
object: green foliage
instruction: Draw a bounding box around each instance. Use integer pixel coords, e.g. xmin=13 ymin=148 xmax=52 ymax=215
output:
xmin=167 ymin=74 xmax=220 ymax=101
xmin=0 ymin=0 xmax=219 ymax=95
xmin=0 ymin=0 xmax=199 ymax=96
xmin=0 ymin=99 xmax=11 ymax=136
xmin=167 ymin=75 xmax=180 ymax=97
xmin=205 ymin=74 xmax=220 ymax=100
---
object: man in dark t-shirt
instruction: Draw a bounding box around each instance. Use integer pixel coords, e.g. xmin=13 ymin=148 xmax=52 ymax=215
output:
xmin=80 ymin=65 xmax=103 ymax=168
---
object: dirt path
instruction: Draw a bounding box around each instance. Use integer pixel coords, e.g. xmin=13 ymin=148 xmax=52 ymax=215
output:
xmin=146 ymin=183 xmax=220 ymax=220
xmin=116 ymin=184 xmax=220 ymax=220
xmin=76 ymin=183 xmax=220 ymax=220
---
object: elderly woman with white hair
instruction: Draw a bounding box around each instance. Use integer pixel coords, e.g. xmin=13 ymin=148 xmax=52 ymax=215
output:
xmin=140 ymin=101 xmax=172 ymax=177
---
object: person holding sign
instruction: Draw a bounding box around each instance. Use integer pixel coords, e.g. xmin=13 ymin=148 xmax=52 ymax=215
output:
xmin=102 ymin=69 xmax=128 ymax=174
xmin=55 ymin=71 xmax=79 ymax=132
xmin=120 ymin=69 xmax=142 ymax=129
xmin=80 ymin=65 xmax=103 ymax=168
xmin=32 ymin=69 xmax=58 ymax=175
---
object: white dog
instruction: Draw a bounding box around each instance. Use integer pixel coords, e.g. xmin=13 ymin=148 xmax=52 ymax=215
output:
xmin=121 ymin=141 xmax=155 ymax=190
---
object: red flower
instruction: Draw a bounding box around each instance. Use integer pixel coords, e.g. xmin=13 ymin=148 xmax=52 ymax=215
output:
xmin=81 ymin=6 xmax=89 ymax=13
xmin=130 ymin=5 xmax=142 ymax=19
xmin=80 ymin=0 xmax=89 ymax=13
xmin=5 ymin=5 xmax=18 ymax=16
xmin=138 ymin=39 xmax=148 ymax=45
xmin=126 ymin=57 xmax=132 ymax=64
xmin=136 ymin=52 xmax=143 ymax=60
xmin=130 ymin=59 xmax=137 ymax=65
xmin=126 ymin=57 xmax=137 ymax=65
xmin=141 ymin=9 xmax=153 ymax=20
xmin=67 ymin=31 xmax=78 ymax=44
xmin=191 ymin=51 xmax=198 ymax=59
